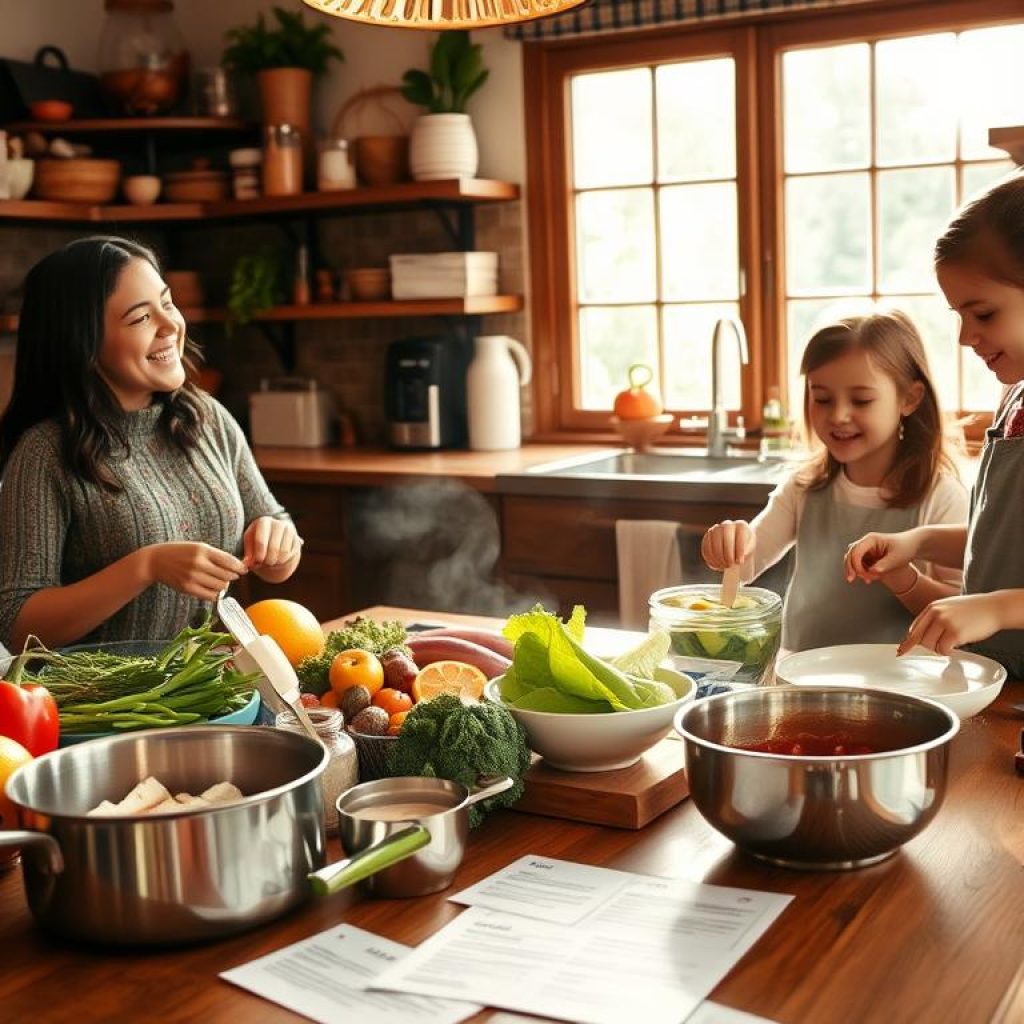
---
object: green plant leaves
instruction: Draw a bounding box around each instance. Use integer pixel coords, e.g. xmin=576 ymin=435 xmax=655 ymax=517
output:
xmin=222 ymin=6 xmax=343 ymax=75
xmin=227 ymin=250 xmax=286 ymax=335
xmin=402 ymin=30 xmax=488 ymax=114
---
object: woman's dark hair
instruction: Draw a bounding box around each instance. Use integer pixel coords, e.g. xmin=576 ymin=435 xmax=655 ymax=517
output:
xmin=797 ymin=310 xmax=955 ymax=508
xmin=0 ymin=236 xmax=206 ymax=489
xmin=934 ymin=169 xmax=1024 ymax=286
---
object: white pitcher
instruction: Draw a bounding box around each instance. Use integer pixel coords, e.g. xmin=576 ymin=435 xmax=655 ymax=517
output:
xmin=466 ymin=335 xmax=532 ymax=451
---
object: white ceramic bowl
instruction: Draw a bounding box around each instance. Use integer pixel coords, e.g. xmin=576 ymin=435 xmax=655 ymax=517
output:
xmin=7 ymin=158 xmax=34 ymax=200
xmin=775 ymin=644 xmax=1006 ymax=720
xmin=485 ymin=670 xmax=694 ymax=772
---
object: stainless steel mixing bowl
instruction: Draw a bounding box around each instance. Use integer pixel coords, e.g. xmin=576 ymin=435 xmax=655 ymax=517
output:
xmin=674 ymin=685 xmax=959 ymax=870
xmin=1 ymin=726 xmax=328 ymax=945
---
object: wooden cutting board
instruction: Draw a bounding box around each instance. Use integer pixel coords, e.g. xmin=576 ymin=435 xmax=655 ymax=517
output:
xmin=511 ymin=737 xmax=689 ymax=830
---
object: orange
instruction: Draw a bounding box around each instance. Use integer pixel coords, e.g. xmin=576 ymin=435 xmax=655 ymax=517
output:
xmin=0 ymin=736 xmax=32 ymax=831
xmin=412 ymin=661 xmax=487 ymax=704
xmin=373 ymin=687 xmax=413 ymax=717
xmin=244 ymin=599 xmax=325 ymax=668
xmin=329 ymin=649 xmax=384 ymax=698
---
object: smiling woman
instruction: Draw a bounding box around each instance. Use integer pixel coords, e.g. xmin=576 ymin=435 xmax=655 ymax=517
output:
xmin=0 ymin=237 xmax=304 ymax=652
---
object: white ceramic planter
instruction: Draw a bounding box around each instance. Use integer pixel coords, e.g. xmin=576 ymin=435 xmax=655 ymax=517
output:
xmin=409 ymin=113 xmax=479 ymax=181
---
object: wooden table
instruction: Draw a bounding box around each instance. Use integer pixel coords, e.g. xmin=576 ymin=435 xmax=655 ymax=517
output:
xmin=3 ymin=607 xmax=1024 ymax=1023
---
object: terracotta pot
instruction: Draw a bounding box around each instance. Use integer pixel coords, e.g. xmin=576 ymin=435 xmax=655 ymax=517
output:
xmin=258 ymin=68 xmax=314 ymax=175
xmin=353 ymin=135 xmax=408 ymax=187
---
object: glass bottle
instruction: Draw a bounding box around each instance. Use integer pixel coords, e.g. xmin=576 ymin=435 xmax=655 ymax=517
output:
xmin=759 ymin=385 xmax=790 ymax=460
xmin=96 ymin=0 xmax=190 ymax=116
xmin=317 ymin=137 xmax=356 ymax=191
xmin=275 ymin=707 xmax=357 ymax=836
xmin=263 ymin=124 xmax=303 ymax=197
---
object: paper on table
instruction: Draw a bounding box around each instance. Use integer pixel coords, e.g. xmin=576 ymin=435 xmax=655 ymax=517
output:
xmin=487 ymin=1004 xmax=778 ymax=1024
xmin=372 ymin=875 xmax=793 ymax=1024
xmin=220 ymin=923 xmax=480 ymax=1024
xmin=448 ymin=854 xmax=633 ymax=926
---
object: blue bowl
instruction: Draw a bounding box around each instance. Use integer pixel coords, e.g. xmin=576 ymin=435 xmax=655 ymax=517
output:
xmin=0 ymin=639 xmax=261 ymax=747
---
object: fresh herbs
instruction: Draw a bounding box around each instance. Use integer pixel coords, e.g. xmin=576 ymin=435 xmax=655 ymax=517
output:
xmin=297 ymin=617 xmax=408 ymax=695
xmin=227 ymin=249 xmax=286 ymax=334
xmin=20 ymin=621 xmax=258 ymax=734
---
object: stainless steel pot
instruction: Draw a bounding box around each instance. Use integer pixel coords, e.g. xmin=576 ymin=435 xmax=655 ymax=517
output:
xmin=312 ymin=775 xmax=514 ymax=899
xmin=1 ymin=726 xmax=329 ymax=945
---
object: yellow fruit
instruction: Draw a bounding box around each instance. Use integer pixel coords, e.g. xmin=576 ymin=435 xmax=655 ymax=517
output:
xmin=412 ymin=660 xmax=487 ymax=704
xmin=0 ymin=736 xmax=32 ymax=830
xmin=244 ymin=599 xmax=325 ymax=667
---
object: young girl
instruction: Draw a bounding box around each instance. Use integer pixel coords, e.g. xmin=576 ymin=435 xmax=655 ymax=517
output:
xmin=701 ymin=310 xmax=967 ymax=653
xmin=846 ymin=171 xmax=1024 ymax=674
xmin=0 ymin=236 xmax=302 ymax=651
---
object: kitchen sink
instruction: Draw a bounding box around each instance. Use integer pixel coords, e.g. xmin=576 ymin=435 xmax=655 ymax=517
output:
xmin=495 ymin=447 xmax=794 ymax=502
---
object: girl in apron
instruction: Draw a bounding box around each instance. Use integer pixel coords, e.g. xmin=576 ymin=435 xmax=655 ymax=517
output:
xmin=847 ymin=171 xmax=1024 ymax=677
xmin=703 ymin=310 xmax=967 ymax=653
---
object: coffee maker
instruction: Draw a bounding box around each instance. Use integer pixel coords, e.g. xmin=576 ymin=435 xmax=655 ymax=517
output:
xmin=385 ymin=336 xmax=469 ymax=449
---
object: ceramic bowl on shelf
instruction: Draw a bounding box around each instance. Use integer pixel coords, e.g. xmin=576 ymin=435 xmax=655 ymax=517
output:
xmin=33 ymin=158 xmax=121 ymax=203
xmin=29 ymin=99 xmax=73 ymax=123
xmin=611 ymin=413 xmax=674 ymax=452
xmin=344 ymin=267 xmax=391 ymax=302
xmin=6 ymin=158 xmax=34 ymax=200
xmin=123 ymin=174 xmax=162 ymax=206
xmin=485 ymin=670 xmax=694 ymax=772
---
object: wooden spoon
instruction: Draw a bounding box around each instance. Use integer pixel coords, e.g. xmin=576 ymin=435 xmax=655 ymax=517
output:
xmin=721 ymin=565 xmax=740 ymax=609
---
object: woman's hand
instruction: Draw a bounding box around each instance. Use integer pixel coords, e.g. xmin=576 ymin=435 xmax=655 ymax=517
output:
xmin=898 ymin=593 xmax=1005 ymax=656
xmin=701 ymin=520 xmax=755 ymax=571
xmin=845 ymin=531 xmax=919 ymax=584
xmin=143 ymin=542 xmax=247 ymax=601
xmin=243 ymin=516 xmax=303 ymax=572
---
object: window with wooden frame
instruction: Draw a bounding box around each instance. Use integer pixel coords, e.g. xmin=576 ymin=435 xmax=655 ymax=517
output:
xmin=524 ymin=0 xmax=1024 ymax=442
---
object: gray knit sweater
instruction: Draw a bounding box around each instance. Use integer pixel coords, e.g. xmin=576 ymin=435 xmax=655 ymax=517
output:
xmin=0 ymin=395 xmax=286 ymax=646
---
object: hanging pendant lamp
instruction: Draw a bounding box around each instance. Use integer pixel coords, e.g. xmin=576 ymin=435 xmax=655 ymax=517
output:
xmin=302 ymin=0 xmax=588 ymax=31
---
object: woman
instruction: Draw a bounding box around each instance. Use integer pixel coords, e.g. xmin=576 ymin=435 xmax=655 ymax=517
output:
xmin=0 ymin=236 xmax=302 ymax=650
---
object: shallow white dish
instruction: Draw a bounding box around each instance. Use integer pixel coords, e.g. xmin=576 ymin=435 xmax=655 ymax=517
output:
xmin=485 ymin=668 xmax=694 ymax=772
xmin=775 ymin=643 xmax=1006 ymax=719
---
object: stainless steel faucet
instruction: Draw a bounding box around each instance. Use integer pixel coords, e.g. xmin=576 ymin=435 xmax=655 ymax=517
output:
xmin=707 ymin=316 xmax=749 ymax=458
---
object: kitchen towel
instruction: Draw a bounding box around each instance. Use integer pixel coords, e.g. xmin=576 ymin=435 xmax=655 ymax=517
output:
xmin=615 ymin=520 xmax=684 ymax=630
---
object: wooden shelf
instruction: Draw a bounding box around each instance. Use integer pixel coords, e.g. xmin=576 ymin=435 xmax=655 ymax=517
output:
xmin=0 ymin=179 xmax=521 ymax=224
xmin=4 ymin=117 xmax=255 ymax=135
xmin=0 ymin=296 xmax=523 ymax=334
xmin=990 ymin=125 xmax=1024 ymax=164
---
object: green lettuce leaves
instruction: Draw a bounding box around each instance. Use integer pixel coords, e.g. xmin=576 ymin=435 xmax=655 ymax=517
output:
xmin=499 ymin=605 xmax=676 ymax=713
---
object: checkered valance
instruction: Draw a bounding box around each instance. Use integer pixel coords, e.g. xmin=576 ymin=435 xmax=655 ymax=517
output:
xmin=505 ymin=0 xmax=882 ymax=40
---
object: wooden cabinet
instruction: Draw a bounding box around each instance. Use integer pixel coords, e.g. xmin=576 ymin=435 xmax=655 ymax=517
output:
xmin=498 ymin=493 xmax=771 ymax=623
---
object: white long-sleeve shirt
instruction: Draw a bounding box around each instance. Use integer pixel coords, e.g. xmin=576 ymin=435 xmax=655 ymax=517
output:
xmin=741 ymin=469 xmax=968 ymax=588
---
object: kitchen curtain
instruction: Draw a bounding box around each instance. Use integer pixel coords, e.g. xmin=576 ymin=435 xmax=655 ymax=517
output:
xmin=505 ymin=0 xmax=886 ymax=40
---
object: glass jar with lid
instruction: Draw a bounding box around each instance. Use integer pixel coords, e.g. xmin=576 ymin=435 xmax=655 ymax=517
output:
xmin=275 ymin=707 xmax=357 ymax=836
xmin=263 ymin=124 xmax=303 ymax=197
xmin=317 ymin=137 xmax=356 ymax=191
xmin=97 ymin=0 xmax=190 ymax=116
xmin=649 ymin=584 xmax=782 ymax=686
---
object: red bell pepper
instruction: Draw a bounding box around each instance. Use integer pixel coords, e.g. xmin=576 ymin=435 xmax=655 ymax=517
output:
xmin=0 ymin=679 xmax=59 ymax=756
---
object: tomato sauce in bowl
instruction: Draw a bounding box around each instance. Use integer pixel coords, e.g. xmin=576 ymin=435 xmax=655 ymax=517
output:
xmin=734 ymin=732 xmax=885 ymax=756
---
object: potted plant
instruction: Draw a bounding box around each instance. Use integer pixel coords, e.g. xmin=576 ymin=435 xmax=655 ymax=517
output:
xmin=222 ymin=6 xmax=343 ymax=170
xmin=400 ymin=31 xmax=488 ymax=181
xmin=227 ymin=249 xmax=286 ymax=336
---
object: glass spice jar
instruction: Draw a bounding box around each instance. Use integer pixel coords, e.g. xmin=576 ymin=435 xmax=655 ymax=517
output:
xmin=275 ymin=707 xmax=357 ymax=836
xmin=317 ymin=137 xmax=356 ymax=191
xmin=263 ymin=124 xmax=303 ymax=197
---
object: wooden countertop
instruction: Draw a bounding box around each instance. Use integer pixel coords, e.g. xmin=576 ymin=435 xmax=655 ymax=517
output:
xmin=253 ymin=444 xmax=605 ymax=491
xmin=2 ymin=607 xmax=1023 ymax=1023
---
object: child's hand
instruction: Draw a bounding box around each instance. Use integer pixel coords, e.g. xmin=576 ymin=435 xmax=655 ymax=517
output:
xmin=701 ymin=520 xmax=755 ymax=571
xmin=897 ymin=594 xmax=1004 ymax=656
xmin=845 ymin=531 xmax=918 ymax=584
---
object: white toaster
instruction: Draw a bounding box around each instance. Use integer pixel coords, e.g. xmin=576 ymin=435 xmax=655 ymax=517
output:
xmin=249 ymin=379 xmax=335 ymax=447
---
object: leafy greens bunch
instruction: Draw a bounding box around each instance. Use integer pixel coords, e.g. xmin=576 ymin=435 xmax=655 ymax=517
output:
xmin=386 ymin=694 xmax=529 ymax=828
xmin=500 ymin=605 xmax=677 ymax=714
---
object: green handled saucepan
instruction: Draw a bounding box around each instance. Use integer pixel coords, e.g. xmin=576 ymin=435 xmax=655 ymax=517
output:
xmin=310 ymin=775 xmax=514 ymax=899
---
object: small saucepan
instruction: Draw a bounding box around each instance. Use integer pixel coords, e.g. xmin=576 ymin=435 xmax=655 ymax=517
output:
xmin=311 ymin=775 xmax=514 ymax=899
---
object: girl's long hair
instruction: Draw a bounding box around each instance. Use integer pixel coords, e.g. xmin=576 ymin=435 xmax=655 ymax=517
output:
xmin=798 ymin=310 xmax=955 ymax=507
xmin=0 ymin=236 xmax=206 ymax=489
xmin=934 ymin=169 xmax=1024 ymax=286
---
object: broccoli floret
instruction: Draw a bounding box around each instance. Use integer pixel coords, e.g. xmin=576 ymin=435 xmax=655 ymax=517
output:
xmin=297 ymin=617 xmax=409 ymax=695
xmin=386 ymin=694 xmax=531 ymax=827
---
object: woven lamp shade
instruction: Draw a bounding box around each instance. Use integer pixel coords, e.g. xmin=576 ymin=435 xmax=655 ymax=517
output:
xmin=302 ymin=0 xmax=588 ymax=30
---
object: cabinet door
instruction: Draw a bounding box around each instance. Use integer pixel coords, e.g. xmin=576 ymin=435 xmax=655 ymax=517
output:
xmin=273 ymin=484 xmax=346 ymax=553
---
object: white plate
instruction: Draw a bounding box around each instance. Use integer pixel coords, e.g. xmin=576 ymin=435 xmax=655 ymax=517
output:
xmin=775 ymin=643 xmax=1006 ymax=719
